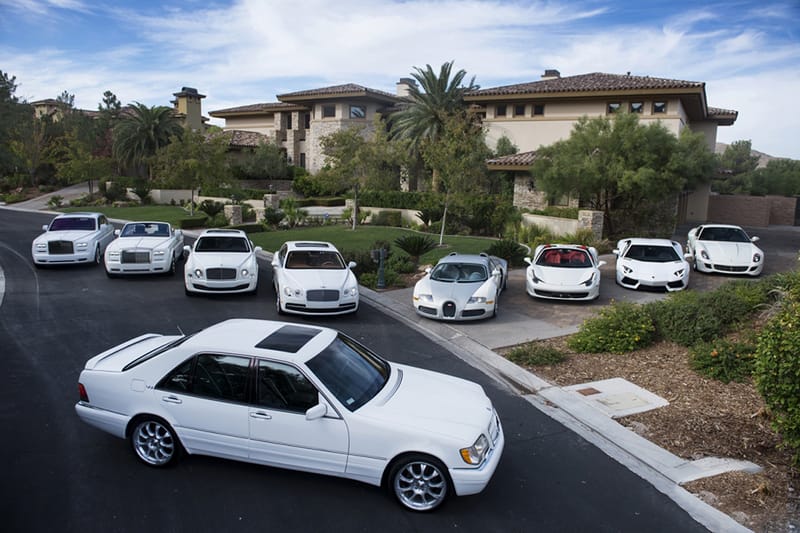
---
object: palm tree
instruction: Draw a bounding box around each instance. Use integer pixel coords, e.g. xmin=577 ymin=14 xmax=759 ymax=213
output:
xmin=113 ymin=102 xmax=183 ymax=178
xmin=389 ymin=61 xmax=478 ymax=190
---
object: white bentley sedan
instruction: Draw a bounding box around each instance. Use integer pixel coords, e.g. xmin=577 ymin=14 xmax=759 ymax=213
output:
xmin=105 ymin=221 xmax=184 ymax=277
xmin=272 ymin=241 xmax=359 ymax=315
xmin=183 ymin=229 xmax=261 ymax=295
xmin=613 ymin=238 xmax=690 ymax=291
xmin=75 ymin=318 xmax=504 ymax=512
xmin=31 ymin=212 xmax=115 ymax=267
xmin=686 ymin=224 xmax=764 ymax=276
xmin=523 ymin=244 xmax=605 ymax=301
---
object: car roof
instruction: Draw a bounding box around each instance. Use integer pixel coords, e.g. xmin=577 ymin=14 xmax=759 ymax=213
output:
xmin=437 ymin=252 xmax=492 ymax=265
xmin=284 ymin=241 xmax=339 ymax=252
xmin=198 ymin=228 xmax=247 ymax=237
xmin=184 ymin=318 xmax=338 ymax=364
xmin=122 ymin=221 xmax=171 ymax=227
xmin=698 ymin=224 xmax=743 ymax=230
xmin=55 ymin=211 xmax=101 ymax=218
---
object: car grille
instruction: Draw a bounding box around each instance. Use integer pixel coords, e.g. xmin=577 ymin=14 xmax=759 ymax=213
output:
xmin=122 ymin=250 xmax=150 ymax=264
xmin=306 ymin=289 xmax=340 ymax=302
xmin=442 ymin=301 xmax=456 ymax=317
xmin=534 ymin=289 xmax=590 ymax=299
xmin=462 ymin=309 xmax=485 ymax=317
xmin=713 ymin=264 xmax=749 ymax=273
xmin=48 ymin=241 xmax=73 ymax=254
xmin=417 ymin=305 xmax=437 ymax=315
xmin=667 ymin=280 xmax=685 ymax=289
xmin=206 ymin=268 xmax=237 ymax=280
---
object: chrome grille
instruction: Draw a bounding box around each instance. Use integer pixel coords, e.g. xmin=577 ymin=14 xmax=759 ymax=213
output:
xmin=206 ymin=268 xmax=237 ymax=280
xmin=122 ymin=250 xmax=150 ymax=264
xmin=48 ymin=241 xmax=73 ymax=254
xmin=306 ymin=289 xmax=340 ymax=302
xmin=443 ymin=301 xmax=456 ymax=317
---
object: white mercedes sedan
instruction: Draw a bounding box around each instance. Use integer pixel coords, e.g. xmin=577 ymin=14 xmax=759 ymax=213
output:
xmin=183 ymin=229 xmax=261 ymax=295
xmin=523 ymin=244 xmax=605 ymax=301
xmin=75 ymin=318 xmax=504 ymax=512
xmin=104 ymin=221 xmax=184 ymax=277
xmin=613 ymin=238 xmax=690 ymax=291
xmin=31 ymin=212 xmax=115 ymax=267
xmin=686 ymin=224 xmax=764 ymax=276
xmin=271 ymin=241 xmax=359 ymax=315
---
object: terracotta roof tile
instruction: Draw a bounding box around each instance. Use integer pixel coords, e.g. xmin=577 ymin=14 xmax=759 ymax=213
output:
xmin=209 ymin=102 xmax=298 ymax=116
xmin=278 ymin=83 xmax=396 ymax=100
xmin=486 ymin=151 xmax=538 ymax=167
xmin=467 ymin=72 xmax=704 ymax=97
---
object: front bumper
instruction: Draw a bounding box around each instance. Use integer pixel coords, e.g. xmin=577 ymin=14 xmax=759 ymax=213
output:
xmin=413 ymin=299 xmax=493 ymax=321
xmin=525 ymin=280 xmax=599 ymax=301
xmin=695 ymin=260 xmax=763 ymax=276
xmin=32 ymin=249 xmax=95 ymax=264
xmin=617 ymin=274 xmax=687 ymax=292
xmin=449 ymin=425 xmax=505 ymax=496
xmin=185 ymin=276 xmax=258 ymax=294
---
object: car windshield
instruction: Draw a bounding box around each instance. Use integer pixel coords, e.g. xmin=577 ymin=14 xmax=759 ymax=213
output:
xmin=121 ymin=223 xmax=170 ymax=237
xmin=195 ymin=236 xmax=250 ymax=253
xmin=49 ymin=217 xmax=96 ymax=231
xmin=305 ymin=334 xmax=390 ymax=411
xmin=698 ymin=227 xmax=750 ymax=243
xmin=285 ymin=250 xmax=345 ymax=269
xmin=536 ymin=248 xmax=591 ymax=268
xmin=625 ymin=245 xmax=680 ymax=262
xmin=430 ymin=262 xmax=487 ymax=283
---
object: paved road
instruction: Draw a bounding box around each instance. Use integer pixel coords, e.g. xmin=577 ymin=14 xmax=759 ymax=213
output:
xmin=0 ymin=207 xmax=723 ymax=533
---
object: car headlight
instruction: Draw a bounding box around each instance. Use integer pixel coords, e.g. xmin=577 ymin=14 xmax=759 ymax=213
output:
xmin=622 ymin=266 xmax=632 ymax=275
xmin=344 ymin=286 xmax=358 ymax=297
xmin=35 ymin=243 xmax=46 ymax=251
xmin=674 ymin=268 xmax=685 ymax=277
xmin=241 ymin=268 xmax=249 ymax=277
xmin=467 ymin=296 xmax=487 ymax=304
xmin=583 ymin=273 xmax=596 ymax=286
xmin=460 ymin=434 xmax=489 ymax=465
xmin=414 ymin=293 xmax=433 ymax=303
xmin=153 ymin=251 xmax=165 ymax=257
xmin=700 ymin=250 xmax=710 ymax=260
xmin=529 ymin=271 xmax=541 ymax=283
xmin=107 ymin=251 xmax=120 ymax=259
xmin=194 ymin=268 xmax=203 ymax=278
xmin=753 ymin=253 xmax=762 ymax=263
xmin=75 ymin=242 xmax=88 ymax=249
xmin=284 ymin=286 xmax=301 ymax=297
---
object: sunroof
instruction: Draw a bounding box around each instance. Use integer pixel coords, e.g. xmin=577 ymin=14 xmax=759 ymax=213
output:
xmin=255 ymin=324 xmax=322 ymax=353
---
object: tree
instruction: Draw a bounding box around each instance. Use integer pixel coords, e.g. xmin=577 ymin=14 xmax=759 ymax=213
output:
xmin=149 ymin=128 xmax=229 ymax=214
xmin=420 ymin=111 xmax=492 ymax=244
xmin=113 ymin=102 xmax=183 ymax=178
xmin=713 ymin=140 xmax=760 ymax=194
xmin=0 ymin=70 xmax=31 ymax=179
xmin=389 ymin=61 xmax=478 ymax=190
xmin=232 ymin=138 xmax=290 ymax=180
xmin=95 ymin=90 xmax=123 ymax=160
xmin=751 ymin=159 xmax=800 ymax=196
xmin=531 ymin=112 xmax=715 ymax=237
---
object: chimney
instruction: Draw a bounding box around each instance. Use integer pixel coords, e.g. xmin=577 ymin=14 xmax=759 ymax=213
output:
xmin=396 ymin=77 xmax=417 ymax=98
xmin=172 ymin=87 xmax=206 ymax=131
xmin=541 ymin=69 xmax=561 ymax=80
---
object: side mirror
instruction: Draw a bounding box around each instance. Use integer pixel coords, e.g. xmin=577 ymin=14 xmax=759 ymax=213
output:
xmin=305 ymin=403 xmax=327 ymax=421
xmin=523 ymin=257 xmax=532 ymax=265
xmin=348 ymin=261 xmax=357 ymax=270
xmin=174 ymin=229 xmax=183 ymax=237
xmin=254 ymin=246 xmax=263 ymax=253
xmin=684 ymin=253 xmax=693 ymax=261
xmin=751 ymin=236 xmax=760 ymax=243
xmin=42 ymin=224 xmax=49 ymax=231
xmin=114 ymin=229 xmax=121 ymax=236
xmin=598 ymin=260 xmax=607 ymax=267
xmin=425 ymin=267 xmax=432 ymax=274
xmin=612 ymin=249 xmax=620 ymax=256
xmin=492 ymin=268 xmax=501 ymax=277
xmin=183 ymin=245 xmax=191 ymax=255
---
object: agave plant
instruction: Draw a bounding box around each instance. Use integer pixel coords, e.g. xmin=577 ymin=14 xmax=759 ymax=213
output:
xmin=394 ymin=234 xmax=437 ymax=267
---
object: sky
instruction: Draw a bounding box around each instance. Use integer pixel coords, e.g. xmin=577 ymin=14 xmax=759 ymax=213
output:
xmin=1 ymin=0 xmax=799 ymax=159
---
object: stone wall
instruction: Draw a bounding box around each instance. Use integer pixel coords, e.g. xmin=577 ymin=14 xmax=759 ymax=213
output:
xmin=522 ymin=210 xmax=604 ymax=239
xmin=707 ymin=194 xmax=797 ymax=227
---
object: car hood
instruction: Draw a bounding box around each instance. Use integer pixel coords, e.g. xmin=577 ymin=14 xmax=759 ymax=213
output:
xmin=108 ymin=236 xmax=172 ymax=251
xmin=531 ymin=265 xmax=594 ymax=285
xmin=189 ymin=252 xmax=254 ymax=268
xmin=699 ymin=241 xmax=760 ymax=263
xmin=416 ymin=278 xmax=485 ymax=302
xmin=360 ymin=364 xmax=491 ymax=441
xmin=284 ymin=269 xmax=354 ymax=290
xmin=34 ymin=230 xmax=96 ymax=243
xmin=620 ymin=259 xmax=686 ymax=277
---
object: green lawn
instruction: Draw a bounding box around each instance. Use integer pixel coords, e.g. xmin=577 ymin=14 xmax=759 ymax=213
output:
xmin=63 ymin=206 xmax=501 ymax=262
xmin=63 ymin=205 xmax=192 ymax=226
xmin=250 ymin=225 xmax=500 ymax=263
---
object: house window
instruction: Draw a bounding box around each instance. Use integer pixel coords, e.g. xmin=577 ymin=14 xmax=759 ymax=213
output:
xmin=496 ymin=104 xmax=507 ymax=117
xmin=607 ymin=102 xmax=621 ymax=114
xmin=514 ymin=104 xmax=526 ymax=117
xmin=299 ymin=153 xmax=306 ymax=168
xmin=653 ymin=101 xmax=667 ymax=113
xmin=533 ymin=104 xmax=545 ymax=116
xmin=304 ymin=113 xmax=311 ymax=129
xmin=322 ymin=104 xmax=335 ymax=118
xmin=349 ymin=105 xmax=366 ymax=119
xmin=630 ymin=102 xmax=643 ymax=113
xmin=286 ymin=113 xmax=293 ymax=129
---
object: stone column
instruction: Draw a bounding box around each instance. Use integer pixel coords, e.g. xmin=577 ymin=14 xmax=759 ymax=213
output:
xmin=224 ymin=204 xmax=242 ymax=225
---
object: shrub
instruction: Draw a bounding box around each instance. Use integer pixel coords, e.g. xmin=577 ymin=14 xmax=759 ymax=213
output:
xmin=484 ymin=239 xmax=527 ymax=267
xmin=227 ymin=223 xmax=264 ymax=234
xmin=47 ymin=195 xmax=64 ymax=208
xmin=568 ymin=301 xmax=655 ymax=354
xmin=199 ymin=200 xmax=224 ymax=218
xmin=358 ymin=269 xmax=400 ymax=289
xmin=178 ymin=216 xmax=208 ymax=229
xmin=754 ymin=297 xmax=800 ymax=466
xmin=645 ymin=291 xmax=723 ymax=346
xmin=505 ymin=343 xmax=567 ymax=366
xmin=262 ymin=207 xmax=284 ymax=228
xmin=689 ymin=338 xmax=756 ymax=383
xmin=371 ymin=210 xmax=402 ymax=227
xmin=394 ymin=234 xmax=437 ymax=266
xmin=386 ymin=253 xmax=416 ymax=274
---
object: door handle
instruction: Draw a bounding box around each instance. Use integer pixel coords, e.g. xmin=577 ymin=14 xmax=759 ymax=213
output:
xmin=250 ymin=411 xmax=272 ymax=420
xmin=162 ymin=395 xmax=182 ymax=404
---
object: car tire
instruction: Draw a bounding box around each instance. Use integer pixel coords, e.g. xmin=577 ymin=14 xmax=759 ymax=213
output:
xmin=184 ymin=286 xmax=195 ymax=297
xmin=105 ymin=269 xmax=117 ymax=278
xmin=492 ymin=296 xmax=498 ymax=318
xmin=388 ymin=454 xmax=450 ymax=512
xmin=275 ymin=293 xmax=285 ymax=315
xmin=167 ymin=254 xmax=177 ymax=276
xmin=93 ymin=245 xmax=101 ymax=266
xmin=129 ymin=416 xmax=182 ymax=467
